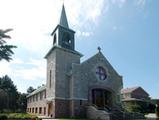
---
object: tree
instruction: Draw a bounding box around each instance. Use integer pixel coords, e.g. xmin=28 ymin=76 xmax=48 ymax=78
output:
xmin=156 ymin=104 xmax=159 ymax=118
xmin=0 ymin=29 xmax=17 ymax=61
xmin=0 ymin=75 xmax=18 ymax=111
xmin=27 ymin=86 xmax=35 ymax=94
xmin=0 ymin=89 xmax=8 ymax=112
xmin=17 ymin=92 xmax=27 ymax=112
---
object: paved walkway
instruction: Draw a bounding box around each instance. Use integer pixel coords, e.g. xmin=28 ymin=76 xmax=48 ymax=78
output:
xmin=145 ymin=113 xmax=157 ymax=119
xmin=41 ymin=118 xmax=89 ymax=120
xmin=41 ymin=114 xmax=158 ymax=120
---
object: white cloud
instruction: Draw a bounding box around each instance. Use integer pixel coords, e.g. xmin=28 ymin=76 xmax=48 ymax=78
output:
xmin=0 ymin=57 xmax=46 ymax=93
xmin=13 ymin=58 xmax=46 ymax=81
xmin=14 ymin=65 xmax=45 ymax=81
xmin=0 ymin=61 xmax=11 ymax=76
xmin=76 ymin=30 xmax=93 ymax=37
xmin=0 ymin=0 xmax=146 ymax=53
xmin=11 ymin=58 xmax=24 ymax=64
xmin=111 ymin=0 xmax=127 ymax=8
xmin=0 ymin=0 xmax=147 ymax=92
xmin=0 ymin=0 xmax=107 ymax=53
xmin=0 ymin=57 xmax=46 ymax=81
xmin=135 ymin=0 xmax=146 ymax=7
xmin=65 ymin=0 xmax=106 ymax=26
xmin=1 ymin=0 xmax=104 ymax=88
xmin=111 ymin=0 xmax=147 ymax=8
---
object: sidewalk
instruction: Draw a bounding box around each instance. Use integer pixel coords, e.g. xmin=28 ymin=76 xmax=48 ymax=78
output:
xmin=145 ymin=113 xmax=157 ymax=119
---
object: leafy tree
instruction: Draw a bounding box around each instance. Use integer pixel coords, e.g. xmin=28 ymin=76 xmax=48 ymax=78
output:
xmin=27 ymin=86 xmax=35 ymax=94
xmin=0 ymin=29 xmax=17 ymax=61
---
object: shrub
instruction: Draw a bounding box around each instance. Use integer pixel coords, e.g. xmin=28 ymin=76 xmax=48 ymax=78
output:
xmin=8 ymin=113 xmax=33 ymax=119
xmin=36 ymin=118 xmax=42 ymax=120
xmin=126 ymin=104 xmax=142 ymax=113
xmin=156 ymin=105 xmax=159 ymax=118
xmin=0 ymin=114 xmax=8 ymax=120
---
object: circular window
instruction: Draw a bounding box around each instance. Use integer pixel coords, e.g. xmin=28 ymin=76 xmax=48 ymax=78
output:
xmin=96 ymin=66 xmax=107 ymax=80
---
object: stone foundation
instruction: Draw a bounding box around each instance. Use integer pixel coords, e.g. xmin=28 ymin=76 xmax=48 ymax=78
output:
xmin=54 ymin=99 xmax=88 ymax=118
xmin=54 ymin=99 xmax=70 ymax=118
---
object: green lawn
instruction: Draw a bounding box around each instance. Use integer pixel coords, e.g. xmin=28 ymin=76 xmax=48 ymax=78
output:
xmin=0 ymin=113 xmax=36 ymax=118
xmin=0 ymin=113 xmax=92 ymax=120
xmin=57 ymin=119 xmax=90 ymax=120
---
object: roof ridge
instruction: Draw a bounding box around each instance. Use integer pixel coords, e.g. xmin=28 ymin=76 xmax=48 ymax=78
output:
xmin=27 ymin=85 xmax=46 ymax=97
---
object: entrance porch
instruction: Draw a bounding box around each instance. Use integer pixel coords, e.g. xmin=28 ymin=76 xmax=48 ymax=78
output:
xmin=90 ymin=88 xmax=113 ymax=109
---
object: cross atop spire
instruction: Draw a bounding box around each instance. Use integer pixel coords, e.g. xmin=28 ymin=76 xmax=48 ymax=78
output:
xmin=97 ymin=46 xmax=101 ymax=52
xmin=59 ymin=4 xmax=69 ymax=28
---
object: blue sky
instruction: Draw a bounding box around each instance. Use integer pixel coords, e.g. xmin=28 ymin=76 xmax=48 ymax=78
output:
xmin=0 ymin=0 xmax=158 ymax=99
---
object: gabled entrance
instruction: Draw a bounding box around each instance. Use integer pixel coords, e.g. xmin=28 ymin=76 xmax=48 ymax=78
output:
xmin=92 ymin=89 xmax=112 ymax=108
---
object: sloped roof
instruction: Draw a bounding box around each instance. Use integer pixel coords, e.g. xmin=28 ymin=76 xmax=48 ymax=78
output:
xmin=27 ymin=85 xmax=46 ymax=98
xmin=81 ymin=51 xmax=120 ymax=76
xmin=121 ymin=86 xmax=140 ymax=94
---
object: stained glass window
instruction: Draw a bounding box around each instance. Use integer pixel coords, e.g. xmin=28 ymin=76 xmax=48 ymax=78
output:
xmin=96 ymin=66 xmax=107 ymax=80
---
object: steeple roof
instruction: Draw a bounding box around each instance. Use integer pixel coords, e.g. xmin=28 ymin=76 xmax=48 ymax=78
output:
xmin=59 ymin=4 xmax=69 ymax=28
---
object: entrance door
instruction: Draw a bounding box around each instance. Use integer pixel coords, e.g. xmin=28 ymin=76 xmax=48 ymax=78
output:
xmin=92 ymin=89 xmax=112 ymax=108
xmin=48 ymin=103 xmax=52 ymax=116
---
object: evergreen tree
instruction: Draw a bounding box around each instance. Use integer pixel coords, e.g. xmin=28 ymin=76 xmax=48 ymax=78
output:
xmin=27 ymin=86 xmax=36 ymax=94
xmin=17 ymin=93 xmax=27 ymax=112
xmin=0 ymin=29 xmax=17 ymax=61
xmin=0 ymin=75 xmax=18 ymax=112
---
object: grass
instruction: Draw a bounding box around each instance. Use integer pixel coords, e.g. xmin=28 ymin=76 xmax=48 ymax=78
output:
xmin=48 ymin=119 xmax=90 ymax=120
xmin=0 ymin=113 xmax=36 ymax=118
xmin=0 ymin=113 xmax=91 ymax=120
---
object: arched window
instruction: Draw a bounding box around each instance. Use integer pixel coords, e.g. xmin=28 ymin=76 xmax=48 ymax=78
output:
xmin=53 ymin=33 xmax=57 ymax=45
xmin=49 ymin=70 xmax=52 ymax=88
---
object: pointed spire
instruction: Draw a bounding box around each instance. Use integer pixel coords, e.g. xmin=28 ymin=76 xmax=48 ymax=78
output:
xmin=59 ymin=4 xmax=69 ymax=28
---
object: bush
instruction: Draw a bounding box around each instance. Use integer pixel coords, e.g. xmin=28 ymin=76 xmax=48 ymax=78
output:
xmin=0 ymin=114 xmax=8 ymax=120
xmin=125 ymin=104 xmax=142 ymax=113
xmin=36 ymin=118 xmax=42 ymax=120
xmin=156 ymin=105 xmax=159 ymax=118
xmin=7 ymin=113 xmax=33 ymax=118
xmin=0 ymin=113 xmax=36 ymax=119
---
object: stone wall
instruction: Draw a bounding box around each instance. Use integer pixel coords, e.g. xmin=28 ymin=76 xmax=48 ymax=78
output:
xmin=54 ymin=99 xmax=87 ymax=118
xmin=72 ymin=52 xmax=123 ymax=106
xmin=54 ymin=99 xmax=70 ymax=118
xmin=46 ymin=49 xmax=56 ymax=99
xmin=55 ymin=48 xmax=80 ymax=99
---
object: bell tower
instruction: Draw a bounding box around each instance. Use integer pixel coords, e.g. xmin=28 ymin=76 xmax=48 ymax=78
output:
xmin=51 ymin=4 xmax=75 ymax=50
xmin=45 ymin=4 xmax=82 ymax=118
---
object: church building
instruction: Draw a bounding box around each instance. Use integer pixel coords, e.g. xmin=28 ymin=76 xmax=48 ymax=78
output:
xmin=27 ymin=5 xmax=123 ymax=118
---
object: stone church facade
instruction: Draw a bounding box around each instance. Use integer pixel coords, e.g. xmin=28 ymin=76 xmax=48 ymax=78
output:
xmin=27 ymin=5 xmax=123 ymax=118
